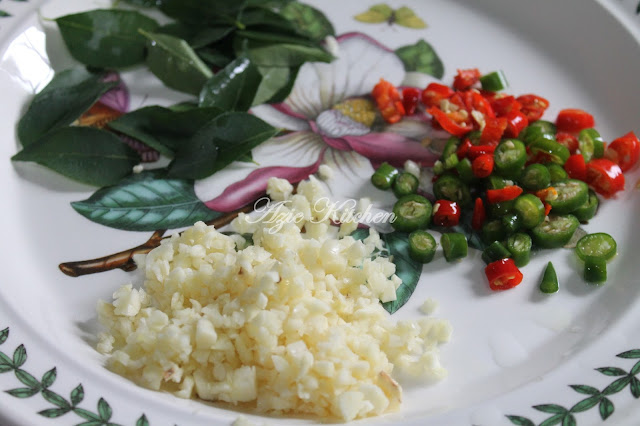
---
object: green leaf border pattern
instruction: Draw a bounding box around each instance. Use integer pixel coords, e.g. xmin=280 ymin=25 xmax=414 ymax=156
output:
xmin=507 ymin=349 xmax=640 ymax=425
xmin=0 ymin=0 xmax=29 ymax=19
xmin=0 ymin=326 xmax=150 ymax=425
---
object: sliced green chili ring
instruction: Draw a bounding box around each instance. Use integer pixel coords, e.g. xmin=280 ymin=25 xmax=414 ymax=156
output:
xmin=530 ymin=214 xmax=579 ymax=249
xmin=455 ymin=157 xmax=475 ymax=184
xmin=494 ymin=139 xmax=527 ymax=177
xmin=584 ymin=257 xmax=607 ymax=284
xmin=486 ymin=175 xmax=510 ymax=190
xmin=519 ymin=122 xmax=556 ymax=146
xmin=547 ymin=179 xmax=589 ymax=215
xmin=540 ymin=261 xmax=559 ymax=294
xmin=578 ymin=128 xmax=604 ymax=162
xmin=501 ymin=213 xmax=522 ymax=234
xmin=371 ymin=162 xmax=398 ymax=190
xmin=441 ymin=232 xmax=468 ymax=262
xmin=482 ymin=220 xmax=507 ymax=245
xmin=480 ymin=70 xmax=508 ymax=92
xmin=520 ymin=163 xmax=551 ymax=191
xmin=408 ymin=230 xmax=437 ymax=264
xmin=392 ymin=172 xmax=419 ymax=198
xmin=441 ymin=136 xmax=460 ymax=160
xmin=575 ymin=233 xmax=617 ymax=262
xmin=513 ymin=194 xmax=545 ymax=229
xmin=443 ymin=153 xmax=459 ymax=170
xmin=433 ymin=160 xmax=445 ymax=175
xmin=433 ymin=174 xmax=471 ymax=207
xmin=573 ymin=190 xmax=599 ymax=222
xmin=529 ymin=138 xmax=570 ymax=165
xmin=482 ymin=241 xmax=511 ymax=265
xmin=487 ymin=200 xmax=515 ymax=220
xmin=506 ymin=233 xmax=532 ymax=267
xmin=391 ymin=194 xmax=432 ymax=232
xmin=546 ymin=163 xmax=568 ymax=183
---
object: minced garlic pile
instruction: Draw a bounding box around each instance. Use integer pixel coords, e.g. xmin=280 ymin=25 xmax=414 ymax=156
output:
xmin=96 ymin=176 xmax=452 ymax=422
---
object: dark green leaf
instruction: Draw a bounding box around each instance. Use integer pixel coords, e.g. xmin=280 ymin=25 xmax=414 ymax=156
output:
xmin=168 ymin=112 xmax=277 ymax=179
xmin=0 ymin=351 xmax=12 ymax=366
xmin=539 ymin=414 xmax=564 ymax=426
xmin=281 ymin=2 xmax=335 ymax=42
xmin=97 ymin=398 xmax=112 ymax=421
xmin=12 ymin=127 xmax=141 ymax=187
xmin=6 ymin=387 xmax=39 ymax=398
xmin=41 ymin=367 xmax=56 ymax=388
xmin=570 ymin=395 xmax=600 ymax=413
xmin=245 ymin=0 xmax=294 ymax=9
xmin=569 ymin=384 xmax=600 ymax=395
xmin=38 ymin=407 xmax=71 ymax=418
xmin=17 ymin=68 xmax=118 ymax=147
xmin=158 ymin=0 xmax=247 ymax=26
xmin=240 ymin=8 xmax=298 ymax=33
xmin=0 ymin=328 xmax=8 ymax=345
xmin=70 ymin=384 xmax=84 ymax=406
xmin=241 ymin=38 xmax=332 ymax=67
xmin=199 ymin=57 xmax=262 ymax=111
xmin=76 ymin=421 xmax=105 ymax=426
xmin=121 ymin=0 xmax=158 ymax=7
xmin=534 ymin=404 xmax=567 ymax=414
xmin=71 ymin=170 xmax=220 ymax=231
xmin=603 ymin=376 xmax=631 ymax=395
xmin=395 ymin=39 xmax=444 ymax=79
xmin=505 ymin=416 xmax=535 ymax=426
xmin=42 ymin=389 xmax=70 ymax=408
xmin=136 ymin=414 xmax=150 ymax=426
xmin=157 ymin=23 xmax=234 ymax=50
xmin=596 ymin=366 xmax=627 ymax=376
xmin=630 ymin=376 xmax=640 ymax=398
xmin=253 ymin=66 xmax=290 ymax=105
xmin=599 ymin=397 xmax=614 ymax=420
xmin=12 ymin=345 xmax=26 ymax=367
xmin=380 ymin=232 xmax=423 ymax=314
xmin=0 ymin=364 xmax=13 ymax=373
xmin=108 ymin=106 xmax=222 ymax=156
xmin=141 ymin=30 xmax=214 ymax=95
xmin=15 ymin=369 xmax=40 ymax=389
xmin=561 ymin=413 xmax=576 ymax=426
xmin=197 ymin=48 xmax=234 ymax=69
xmin=235 ymin=30 xmax=315 ymax=47
xmin=73 ymin=407 xmax=101 ymax=421
xmin=56 ymin=10 xmax=159 ymax=68
xmin=637 ymin=1 xmax=640 ymax=15
xmin=617 ymin=349 xmax=640 ymax=359
xmin=631 ymin=360 xmax=640 ymax=376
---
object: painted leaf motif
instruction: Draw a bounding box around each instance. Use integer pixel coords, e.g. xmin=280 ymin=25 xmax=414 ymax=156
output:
xmin=12 ymin=127 xmax=141 ymax=187
xmin=15 ymin=369 xmax=40 ymax=389
xmin=561 ymin=413 xmax=576 ymax=426
xmin=0 ymin=351 xmax=12 ymax=366
xmin=73 ymin=408 xmax=101 ymax=421
xmin=354 ymin=4 xmax=392 ymax=23
xmin=38 ymin=407 xmax=71 ymax=418
xmin=17 ymin=68 xmax=118 ymax=147
xmin=136 ymin=414 xmax=150 ymax=426
xmin=617 ymin=349 xmax=640 ymax=359
xmin=0 ymin=11 xmax=10 ymax=17
xmin=0 ymin=365 xmax=13 ymax=373
xmin=141 ymin=30 xmax=214 ymax=96
xmin=596 ymin=366 xmax=627 ymax=376
xmin=631 ymin=360 xmax=640 ymax=375
xmin=199 ymin=57 xmax=262 ymax=112
xmin=599 ymin=397 xmax=614 ymax=420
xmin=6 ymin=387 xmax=39 ymax=398
xmin=42 ymin=389 xmax=70 ymax=408
xmin=637 ymin=1 xmax=640 ymax=14
xmin=12 ymin=345 xmax=26 ymax=367
xmin=505 ymin=416 xmax=535 ymax=426
xmin=0 ymin=327 xmax=8 ymax=345
xmin=70 ymin=384 xmax=84 ymax=406
xmin=602 ymin=376 xmax=631 ymax=395
xmin=97 ymin=398 xmax=112 ymax=421
xmin=569 ymin=384 xmax=600 ymax=395
xmin=569 ymin=395 xmax=601 ymax=413
xmin=281 ymin=2 xmax=335 ymax=41
xmin=41 ymin=367 xmax=57 ymax=388
xmin=394 ymin=7 xmax=427 ymax=29
xmin=533 ymin=404 xmax=567 ymax=414
xmin=71 ymin=171 xmax=220 ymax=231
xmin=630 ymin=376 xmax=640 ymax=398
xmin=539 ymin=414 xmax=564 ymax=426
xmin=395 ymin=40 xmax=444 ymax=79
xmin=56 ymin=10 xmax=159 ymax=68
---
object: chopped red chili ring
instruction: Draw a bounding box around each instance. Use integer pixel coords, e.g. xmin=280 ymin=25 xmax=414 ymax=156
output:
xmin=421 ymin=82 xmax=454 ymax=108
xmin=544 ymin=202 xmax=552 ymax=216
xmin=402 ymin=87 xmax=421 ymax=115
xmin=556 ymin=108 xmax=595 ymax=133
xmin=472 ymin=154 xmax=494 ymax=178
xmin=467 ymin=144 xmax=497 ymax=160
xmin=605 ymin=131 xmax=640 ymax=172
xmin=586 ymin=158 xmax=625 ymax=198
xmin=432 ymin=200 xmax=461 ymax=227
xmin=503 ymin=110 xmax=529 ymax=138
xmin=490 ymin=95 xmax=522 ymax=117
xmin=535 ymin=186 xmax=558 ymax=203
xmin=453 ymin=68 xmax=481 ymax=91
xmin=456 ymin=139 xmax=473 ymax=159
xmin=462 ymin=90 xmax=495 ymax=123
xmin=485 ymin=258 xmax=523 ymax=291
xmin=516 ymin=94 xmax=549 ymax=121
xmin=428 ymin=106 xmax=473 ymax=137
xmin=486 ymin=185 xmax=523 ymax=203
xmin=564 ymin=153 xmax=587 ymax=181
xmin=556 ymin=132 xmax=580 ymax=154
xmin=472 ymin=197 xmax=486 ymax=230
xmin=480 ymin=116 xmax=508 ymax=144
xmin=372 ymin=79 xmax=405 ymax=124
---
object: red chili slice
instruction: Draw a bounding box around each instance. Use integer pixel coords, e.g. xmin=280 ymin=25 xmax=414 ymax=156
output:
xmin=556 ymin=132 xmax=580 ymax=154
xmin=503 ymin=110 xmax=529 ymax=138
xmin=456 ymin=139 xmax=473 ymax=159
xmin=428 ymin=106 xmax=473 ymax=137
xmin=372 ymin=79 xmax=405 ymax=124
xmin=421 ymin=82 xmax=454 ymax=108
xmin=472 ymin=197 xmax=486 ymax=230
xmin=605 ymin=131 xmax=640 ymax=172
xmin=453 ymin=68 xmax=481 ymax=91
xmin=516 ymin=94 xmax=549 ymax=121
xmin=402 ymin=87 xmax=421 ymax=115
xmin=432 ymin=200 xmax=461 ymax=227
xmin=490 ymin=95 xmax=522 ymax=117
xmin=468 ymin=144 xmax=497 ymax=160
xmin=564 ymin=153 xmax=587 ymax=181
xmin=556 ymin=108 xmax=595 ymax=133
xmin=586 ymin=158 xmax=625 ymax=198
xmin=486 ymin=185 xmax=523 ymax=203
xmin=472 ymin=154 xmax=494 ymax=178
xmin=480 ymin=116 xmax=508 ymax=144
xmin=485 ymin=258 xmax=523 ymax=291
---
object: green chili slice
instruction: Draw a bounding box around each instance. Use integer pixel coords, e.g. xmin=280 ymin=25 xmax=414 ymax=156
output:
xmin=501 ymin=212 xmax=522 ymax=235
xmin=573 ymin=190 xmax=599 ymax=223
xmin=443 ymin=153 xmax=459 ymax=170
xmin=519 ymin=121 xmax=556 ymax=146
xmin=371 ymin=162 xmax=398 ymax=190
xmin=391 ymin=194 xmax=432 ymax=232
xmin=480 ymin=70 xmax=509 ymax=92
xmin=482 ymin=241 xmax=511 ymax=265
xmin=433 ymin=174 xmax=472 ymax=207
xmin=530 ymin=214 xmax=580 ymax=249
xmin=540 ymin=261 xmax=559 ymax=294
xmin=494 ymin=139 xmax=527 ymax=177
xmin=441 ymin=136 xmax=460 ymax=160
xmin=392 ymin=172 xmax=419 ymax=198
xmin=514 ymin=194 xmax=545 ymax=229
xmin=547 ymin=179 xmax=589 ymax=214
xmin=487 ymin=200 xmax=515 ymax=220
xmin=408 ymin=230 xmax=437 ymax=264
xmin=441 ymin=232 xmax=468 ymax=262
xmin=578 ymin=128 xmax=604 ymax=163
xmin=584 ymin=257 xmax=607 ymax=284
xmin=546 ymin=163 xmax=568 ymax=183
xmin=520 ymin=163 xmax=551 ymax=191
xmin=575 ymin=233 xmax=617 ymax=262
xmin=482 ymin=220 xmax=507 ymax=245
xmin=506 ymin=233 xmax=532 ymax=267
xmin=456 ymin=157 xmax=475 ymax=184
xmin=529 ymin=138 xmax=570 ymax=165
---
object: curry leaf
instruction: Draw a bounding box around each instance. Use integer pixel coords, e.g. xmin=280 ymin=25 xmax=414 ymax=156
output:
xmin=141 ymin=30 xmax=214 ymax=96
xmin=395 ymin=39 xmax=444 ymax=79
xmin=12 ymin=127 xmax=140 ymax=187
xmin=158 ymin=0 xmax=247 ymax=26
xmin=168 ymin=112 xmax=277 ymax=179
xmin=71 ymin=171 xmax=219 ymax=231
xmin=17 ymin=68 xmax=118 ymax=147
xmin=240 ymin=8 xmax=298 ymax=33
xmin=56 ymin=10 xmax=159 ymax=68
xmin=240 ymin=38 xmax=332 ymax=67
xmin=281 ymin=2 xmax=335 ymax=41
xmin=199 ymin=57 xmax=262 ymax=111
xmin=252 ymin=66 xmax=290 ymax=105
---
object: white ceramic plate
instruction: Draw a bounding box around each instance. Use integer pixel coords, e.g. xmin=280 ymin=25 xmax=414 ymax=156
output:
xmin=1 ymin=0 xmax=640 ymax=425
